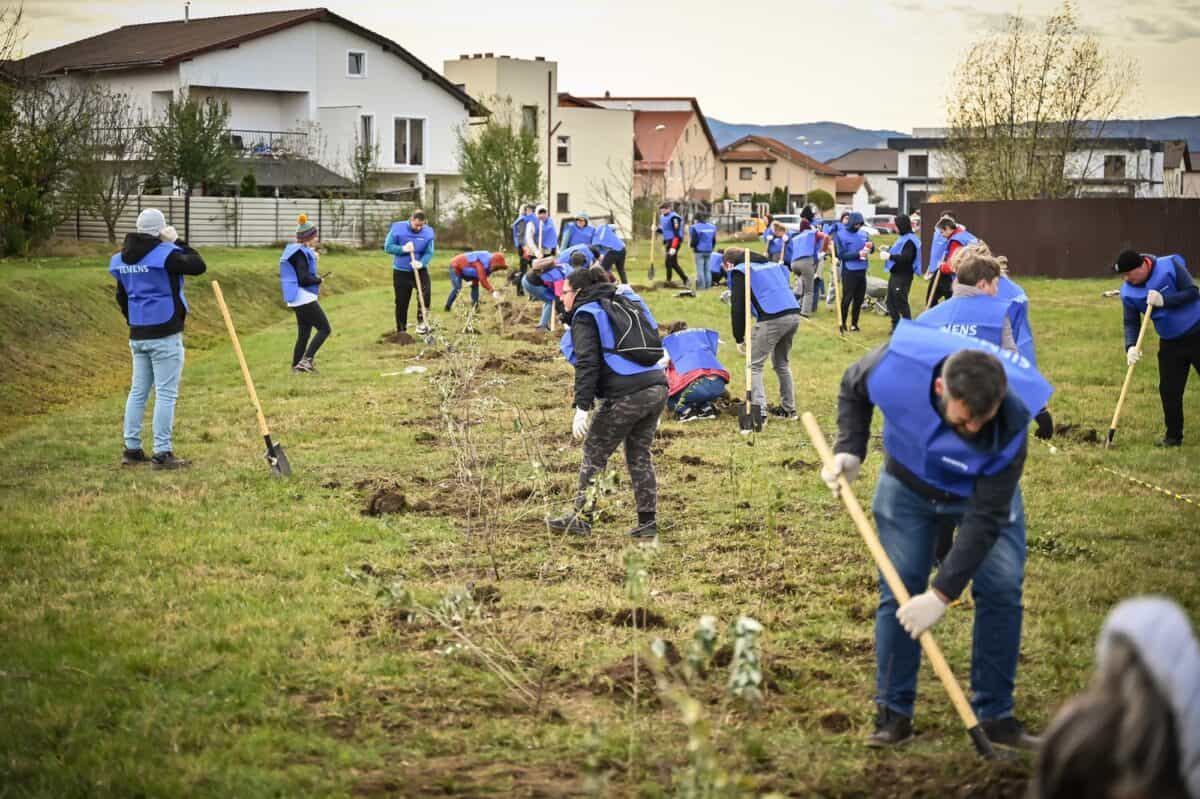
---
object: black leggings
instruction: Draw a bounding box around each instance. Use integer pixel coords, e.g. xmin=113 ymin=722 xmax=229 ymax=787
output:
xmin=601 ymin=249 xmax=628 ymax=283
xmin=886 ymin=270 xmax=914 ymax=330
xmin=840 ymin=269 xmax=867 ymax=327
xmin=292 ymin=301 xmax=331 ymax=365
xmin=1159 ymin=326 xmax=1200 ymax=441
xmin=664 ymin=247 xmax=688 ymax=284
xmin=393 ymin=269 xmax=431 ymax=332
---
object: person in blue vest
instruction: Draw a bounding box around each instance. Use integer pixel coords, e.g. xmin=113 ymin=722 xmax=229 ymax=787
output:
xmin=917 ymin=247 xmax=1055 ymax=440
xmin=110 ymin=208 xmax=207 ymax=470
xmin=384 ymin=209 xmax=435 ymax=336
xmin=926 ymin=214 xmax=977 ymax=308
xmin=445 ymin=251 xmax=507 ymax=311
xmin=1115 ymin=249 xmax=1200 ymax=447
xmin=660 ymin=203 xmax=688 ymax=286
xmin=787 ymin=211 xmax=831 ymax=315
xmin=823 ymin=321 xmax=1054 ymax=750
xmin=527 ymin=246 xmax=594 ymax=330
xmin=524 ymin=204 xmax=556 ymax=259
xmin=824 ymin=210 xmax=852 ymax=306
xmin=708 ymin=250 xmax=727 ymax=287
xmin=662 ymin=327 xmax=730 ymax=422
xmin=279 ymin=214 xmax=330 ymax=374
xmin=592 ymin=222 xmax=628 ymax=284
xmin=559 ymin=212 xmax=596 ymax=251
xmin=511 ymin=203 xmax=535 ymax=296
xmin=882 ymin=214 xmax=921 ymax=331
xmin=835 ymin=212 xmax=876 ymax=332
xmin=723 ymin=247 xmax=802 ymax=422
xmin=688 ymin=212 xmax=718 ymax=290
xmin=765 ymin=221 xmax=790 ymax=265
xmin=548 ymin=265 xmax=668 ymax=540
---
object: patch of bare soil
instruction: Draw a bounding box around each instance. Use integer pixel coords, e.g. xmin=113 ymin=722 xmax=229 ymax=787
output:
xmin=363 ymin=489 xmax=433 ymax=516
xmin=1054 ymin=422 xmax=1101 ymax=444
xmin=470 ymin=583 xmax=502 ymax=605
xmin=658 ymin=320 xmax=689 ymax=336
xmin=590 ymin=656 xmax=662 ymax=706
xmin=379 ymin=330 xmax=415 ymax=346
xmin=610 ymin=607 xmax=669 ymax=629
xmin=505 ymin=328 xmax=549 ymax=345
xmin=354 ymin=755 xmax=585 ymax=798
xmin=819 ymin=758 xmax=1030 ymax=799
xmin=780 ymin=456 xmax=817 ymax=470
xmin=413 ymin=431 xmax=437 ymax=445
xmin=678 ymin=454 xmax=709 ymax=467
xmin=819 ymin=710 xmax=854 ymax=733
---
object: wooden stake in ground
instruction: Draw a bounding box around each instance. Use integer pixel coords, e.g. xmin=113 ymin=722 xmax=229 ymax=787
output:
xmin=1106 ymin=303 xmax=1155 ymax=448
xmin=738 ymin=249 xmax=759 ymax=434
xmin=800 ymin=412 xmax=997 ymax=760
xmin=647 ymin=221 xmax=657 ymax=282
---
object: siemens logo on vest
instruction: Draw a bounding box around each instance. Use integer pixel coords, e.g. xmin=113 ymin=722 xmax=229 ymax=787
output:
xmin=944 ymin=329 xmax=1033 ymax=370
xmin=940 ymin=456 xmax=970 ymax=472
xmin=115 ymin=264 xmax=152 ymax=274
xmin=940 ymin=322 xmax=978 ymax=337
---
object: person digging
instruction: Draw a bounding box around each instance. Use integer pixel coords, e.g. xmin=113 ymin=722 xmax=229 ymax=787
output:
xmin=445 ymin=250 xmax=507 ymax=312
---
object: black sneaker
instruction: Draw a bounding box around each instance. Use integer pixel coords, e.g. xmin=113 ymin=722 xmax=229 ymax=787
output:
xmin=151 ymin=452 xmax=191 ymax=470
xmin=766 ymin=405 xmax=798 ymax=420
xmin=680 ymin=405 xmax=717 ymax=423
xmin=122 ymin=448 xmax=149 ymax=466
xmin=546 ymin=512 xmax=592 ymax=536
xmin=629 ymin=521 xmax=658 ymax=540
xmin=865 ymin=705 xmax=913 ymax=748
xmin=981 ymin=717 xmax=1041 ymax=751
xmin=1157 ymin=437 xmax=1183 ymax=448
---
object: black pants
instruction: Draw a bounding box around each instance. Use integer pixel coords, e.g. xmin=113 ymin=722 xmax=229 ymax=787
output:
xmin=514 ymin=254 xmax=532 ymax=295
xmin=840 ymin=269 xmax=868 ymax=327
xmin=292 ymin=301 xmax=331 ymax=366
xmin=576 ymin=384 xmax=668 ymax=516
xmin=886 ymin=270 xmax=914 ymax=330
xmin=393 ymin=269 xmax=431 ymax=332
xmin=926 ymin=270 xmax=953 ymax=308
xmin=601 ymin=249 xmax=628 ymax=284
xmin=664 ymin=246 xmax=688 ymax=284
xmin=1159 ymin=325 xmax=1200 ymax=441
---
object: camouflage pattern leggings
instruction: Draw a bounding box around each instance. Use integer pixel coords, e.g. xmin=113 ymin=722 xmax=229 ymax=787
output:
xmin=576 ymin=384 xmax=668 ymax=515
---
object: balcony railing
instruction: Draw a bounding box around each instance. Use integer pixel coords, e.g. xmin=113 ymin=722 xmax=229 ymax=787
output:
xmin=225 ymin=129 xmax=309 ymax=159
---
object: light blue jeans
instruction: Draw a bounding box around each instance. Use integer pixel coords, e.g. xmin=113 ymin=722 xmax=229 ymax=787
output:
xmin=693 ymin=252 xmax=713 ymax=289
xmin=124 ymin=333 xmax=185 ymax=454
xmin=521 ymin=276 xmax=554 ymax=328
xmin=446 ymin=270 xmax=480 ymax=310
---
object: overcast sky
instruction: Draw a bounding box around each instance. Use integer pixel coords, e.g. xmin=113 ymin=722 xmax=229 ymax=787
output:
xmin=17 ymin=0 xmax=1200 ymax=131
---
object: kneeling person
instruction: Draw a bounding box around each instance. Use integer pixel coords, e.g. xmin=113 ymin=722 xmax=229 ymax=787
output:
xmin=663 ymin=327 xmax=730 ymax=422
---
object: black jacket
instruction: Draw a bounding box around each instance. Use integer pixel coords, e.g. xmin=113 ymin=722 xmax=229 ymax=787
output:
xmin=728 ymin=251 xmax=799 ymax=344
xmin=568 ymin=283 xmax=667 ymax=411
xmin=114 ymin=233 xmax=207 ymax=339
xmin=287 ymin=248 xmax=323 ymax=288
xmin=835 ymin=344 xmax=1029 ymax=600
xmin=887 ymin=239 xmax=918 ymax=275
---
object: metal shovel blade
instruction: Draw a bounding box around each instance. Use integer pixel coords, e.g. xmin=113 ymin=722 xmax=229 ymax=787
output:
xmin=647 ymin=263 xmax=656 ymax=281
xmin=267 ymin=442 xmax=292 ymax=477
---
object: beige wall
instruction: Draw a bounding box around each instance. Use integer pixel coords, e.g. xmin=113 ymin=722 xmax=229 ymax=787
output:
xmin=663 ymin=114 xmax=721 ymax=202
xmin=721 ymin=160 xmax=776 ymax=198
xmin=554 ymin=106 xmax=635 ymax=235
xmin=721 ymin=141 xmax=836 ymax=202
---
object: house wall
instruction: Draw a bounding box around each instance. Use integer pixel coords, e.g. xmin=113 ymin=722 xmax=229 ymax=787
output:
xmin=555 ymin=105 xmax=635 ymax=235
xmin=61 ymin=68 xmax=182 ymax=119
xmin=1065 ymin=147 xmax=1164 ymax=198
xmin=1183 ymin=171 xmax=1200 ymax=199
xmin=663 ymin=114 xmax=719 ymax=202
xmin=188 ymin=87 xmax=303 ymax=132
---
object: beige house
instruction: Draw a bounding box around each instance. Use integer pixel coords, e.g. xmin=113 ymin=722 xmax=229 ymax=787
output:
xmin=575 ymin=97 xmax=722 ymax=205
xmin=443 ymin=54 xmax=635 ymax=235
xmin=719 ymin=135 xmax=840 ymax=208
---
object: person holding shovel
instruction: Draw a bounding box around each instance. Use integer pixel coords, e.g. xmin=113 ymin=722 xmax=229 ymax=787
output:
xmin=548 ymin=265 xmax=668 ymax=540
xmin=1115 ymin=249 xmax=1200 ymax=448
xmin=110 ymin=208 xmax=207 ymax=469
xmin=511 ymin=203 xmax=535 ymax=296
xmin=384 ymin=209 xmax=436 ymax=336
xmin=524 ymin=205 xmax=557 ymax=259
xmin=925 ymin=214 xmax=976 ymax=309
xmin=445 ymin=251 xmax=507 ymax=312
xmin=723 ymin=247 xmax=801 ymax=423
xmin=660 ymin=203 xmax=688 ymax=287
xmin=592 ymin=222 xmax=629 ymax=284
xmin=822 ymin=320 xmax=1053 ymax=750
xmin=279 ymin=214 xmax=330 ymax=374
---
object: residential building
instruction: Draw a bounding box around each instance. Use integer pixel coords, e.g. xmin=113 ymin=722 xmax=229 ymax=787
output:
xmin=825 ymin=148 xmax=899 ymax=212
xmin=835 ymin=176 xmax=874 ymax=217
xmin=15 ymin=8 xmax=482 ymax=206
xmin=718 ymin=135 xmax=841 ymax=209
xmin=1164 ymin=140 xmax=1194 ymax=197
xmin=575 ymin=96 xmax=722 ymax=207
xmin=443 ymin=55 xmax=635 ymax=234
xmin=889 ymin=128 xmax=1169 ymax=214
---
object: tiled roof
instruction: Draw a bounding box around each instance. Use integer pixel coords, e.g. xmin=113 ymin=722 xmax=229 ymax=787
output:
xmin=720 ymin=135 xmax=841 ymax=176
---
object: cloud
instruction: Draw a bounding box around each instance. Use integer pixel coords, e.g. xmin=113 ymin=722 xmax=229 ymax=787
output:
xmin=1126 ymin=14 xmax=1200 ymax=43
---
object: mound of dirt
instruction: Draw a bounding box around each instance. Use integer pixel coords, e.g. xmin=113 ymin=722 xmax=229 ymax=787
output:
xmin=379 ymin=331 xmax=415 ymax=346
xmin=590 ymin=656 xmax=663 ymax=704
xmin=413 ymin=431 xmax=437 ymax=445
xmin=658 ymin=320 xmax=689 ymax=336
xmin=678 ymin=454 xmax=708 ymax=466
xmin=470 ymin=584 xmax=502 ymax=605
xmin=780 ymin=457 xmax=816 ymax=470
xmin=1054 ymin=423 xmax=1101 ymax=444
xmin=480 ymin=355 xmax=532 ymax=374
xmin=819 ymin=711 xmax=853 ymax=733
xmin=363 ymin=489 xmax=432 ymax=516
xmin=611 ymin=608 xmax=669 ymax=629
xmin=505 ymin=329 xmax=549 ymax=345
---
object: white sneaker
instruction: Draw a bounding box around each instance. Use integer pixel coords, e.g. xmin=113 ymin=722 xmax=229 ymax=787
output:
xmin=415 ymin=323 xmax=430 ymax=335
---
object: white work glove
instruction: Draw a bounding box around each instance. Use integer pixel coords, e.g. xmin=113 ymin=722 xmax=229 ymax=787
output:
xmin=668 ymin=247 xmax=677 ymax=256
xmin=1146 ymin=289 xmax=1164 ymax=308
xmin=923 ymin=271 xmax=934 ymax=281
xmin=159 ymin=226 xmax=178 ymax=243
xmin=403 ymin=242 xmax=415 ymax=254
xmin=1126 ymin=346 xmax=1142 ymax=366
xmin=492 ymin=290 xmax=503 ymax=301
xmin=572 ymin=408 xmax=591 ymax=440
xmin=880 ymin=248 xmax=890 ymax=260
xmin=820 ymin=453 xmax=862 ymax=496
xmin=897 ymin=590 xmax=948 ymax=639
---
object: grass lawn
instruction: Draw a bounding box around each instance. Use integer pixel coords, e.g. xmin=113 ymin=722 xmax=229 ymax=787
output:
xmin=0 ymin=237 xmax=1197 ymax=797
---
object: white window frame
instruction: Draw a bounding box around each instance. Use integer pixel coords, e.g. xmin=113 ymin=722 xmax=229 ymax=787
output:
xmin=391 ymin=115 xmax=428 ymax=168
xmin=556 ymin=134 xmax=571 ymax=165
xmin=347 ymin=50 xmax=367 ymax=78
xmin=359 ymin=113 xmax=376 ymax=150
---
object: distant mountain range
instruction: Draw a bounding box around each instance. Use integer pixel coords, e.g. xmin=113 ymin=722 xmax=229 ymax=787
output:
xmin=706 ymin=116 xmax=1200 ymax=163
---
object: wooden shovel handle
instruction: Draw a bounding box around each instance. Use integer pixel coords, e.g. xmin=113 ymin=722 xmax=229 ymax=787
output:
xmin=211 ymin=281 xmax=270 ymax=438
xmin=1106 ymin=303 xmax=1155 ymax=447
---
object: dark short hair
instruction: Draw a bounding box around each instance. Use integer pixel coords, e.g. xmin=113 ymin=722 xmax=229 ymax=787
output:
xmin=568 ymin=251 xmax=589 ymax=268
xmin=522 ymin=203 xmax=535 ymax=212
xmin=942 ymin=349 xmax=1006 ymax=417
xmin=566 ymin=264 xmax=609 ymax=292
xmin=411 ymin=210 xmax=427 ymax=222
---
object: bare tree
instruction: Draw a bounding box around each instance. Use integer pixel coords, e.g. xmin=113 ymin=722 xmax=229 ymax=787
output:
xmin=588 ymin=156 xmax=636 ymax=237
xmin=942 ymin=0 xmax=1134 ymax=201
xmin=76 ymin=91 xmax=147 ymax=242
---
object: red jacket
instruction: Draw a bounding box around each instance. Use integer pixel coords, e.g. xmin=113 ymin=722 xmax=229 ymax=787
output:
xmin=940 ymin=226 xmax=967 ymax=274
xmin=450 ymin=254 xmax=496 ymax=292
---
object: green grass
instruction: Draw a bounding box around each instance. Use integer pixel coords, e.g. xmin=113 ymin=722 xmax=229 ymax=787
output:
xmin=0 ymin=238 xmax=1197 ymax=797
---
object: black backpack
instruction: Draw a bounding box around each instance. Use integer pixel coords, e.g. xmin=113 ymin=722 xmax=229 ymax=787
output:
xmin=599 ymin=295 xmax=664 ymax=366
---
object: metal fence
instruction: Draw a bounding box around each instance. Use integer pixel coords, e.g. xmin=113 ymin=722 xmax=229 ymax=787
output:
xmin=59 ymin=195 xmax=416 ymax=248
xmin=917 ymin=198 xmax=1200 ymax=279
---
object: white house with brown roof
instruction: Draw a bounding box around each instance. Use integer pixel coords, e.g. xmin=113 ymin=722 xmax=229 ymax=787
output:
xmin=835 ymin=175 xmax=874 ymax=217
xmin=718 ymin=135 xmax=840 ymax=208
xmin=16 ymin=8 xmax=483 ymax=205
xmin=825 ymin=148 xmax=898 ymax=212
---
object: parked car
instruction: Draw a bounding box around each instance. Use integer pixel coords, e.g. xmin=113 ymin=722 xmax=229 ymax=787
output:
xmin=767 ymin=214 xmax=803 ymax=233
xmin=869 ymin=215 xmax=898 ymax=234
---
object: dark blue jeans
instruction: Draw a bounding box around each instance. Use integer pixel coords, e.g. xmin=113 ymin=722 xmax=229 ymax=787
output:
xmin=870 ymin=470 xmax=1026 ymax=722
xmin=667 ymin=375 xmax=727 ymax=414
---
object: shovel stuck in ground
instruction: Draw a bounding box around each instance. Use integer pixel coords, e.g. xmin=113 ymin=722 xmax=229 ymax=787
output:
xmin=212 ymin=281 xmax=291 ymax=477
xmin=411 ymin=263 xmax=437 ymax=345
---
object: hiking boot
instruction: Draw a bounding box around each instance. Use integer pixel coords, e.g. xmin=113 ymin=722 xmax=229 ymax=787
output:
xmin=122 ymin=448 xmax=149 ymax=466
xmin=1157 ymin=436 xmax=1183 ymax=448
xmin=981 ymin=717 xmax=1041 ymax=751
xmin=629 ymin=520 xmax=658 ymax=540
xmin=443 ymin=302 xmax=453 ymax=312
xmin=865 ymin=705 xmax=913 ymax=748
xmin=546 ymin=512 xmax=592 ymax=536
xmin=151 ymin=452 xmax=191 ymax=470
xmin=839 ymin=325 xmax=847 ymax=334
xmin=296 ymin=357 xmax=317 ymax=374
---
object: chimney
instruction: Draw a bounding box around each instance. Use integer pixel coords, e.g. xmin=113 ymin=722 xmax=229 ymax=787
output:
xmin=184 ymin=0 xmax=190 ymax=22
xmin=605 ymin=90 xmax=611 ymax=98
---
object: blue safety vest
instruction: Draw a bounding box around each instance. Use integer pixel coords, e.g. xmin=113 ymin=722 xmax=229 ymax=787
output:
xmin=560 ymin=298 xmax=664 ymax=376
xmin=592 ymin=224 xmax=626 ymax=253
xmin=1121 ymin=254 xmax=1200 ymax=341
xmin=691 ymin=222 xmax=717 ymax=253
xmin=460 ymin=250 xmax=492 ymax=281
xmin=709 ymin=252 xmax=725 ymax=275
xmin=949 ymin=229 xmax=978 ymax=249
xmin=108 ymin=242 xmax=184 ymax=326
xmin=511 ymin=214 xmax=532 ymax=248
xmin=836 ymin=228 xmax=872 ymax=272
xmin=916 ymin=294 xmax=1012 ymax=345
xmin=387 ymin=221 xmax=435 ymax=271
xmin=556 ymin=244 xmax=595 ymax=269
xmin=279 ymin=243 xmax=319 ymax=304
xmin=926 ymin=231 xmax=949 ymax=275
xmin=664 ymin=328 xmax=724 ymax=375
xmin=995 ymin=276 xmax=1036 ymax=365
xmin=884 ymin=233 xmax=921 ymax=274
xmin=786 ymin=229 xmax=821 ymax=262
xmin=867 ymin=321 xmax=1054 ymax=497
xmin=560 ymin=223 xmax=596 ymax=251
xmin=660 ymin=212 xmax=681 ymax=244
xmin=732 ymin=261 xmax=801 ymax=316
xmin=766 ymin=235 xmax=787 ymax=261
